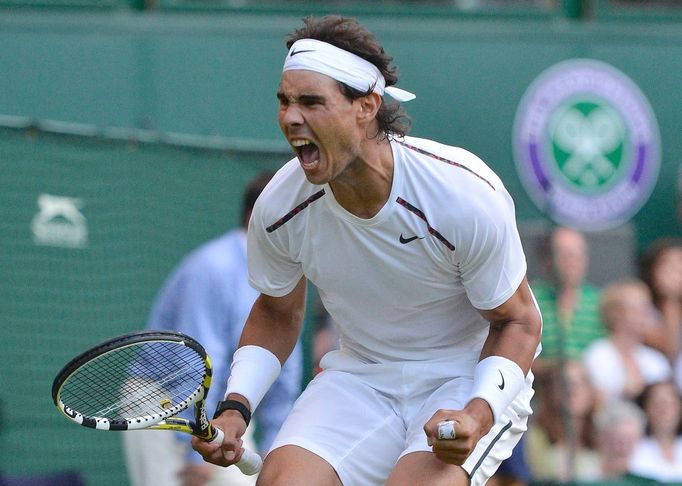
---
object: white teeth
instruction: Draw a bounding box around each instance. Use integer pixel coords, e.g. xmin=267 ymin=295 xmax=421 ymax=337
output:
xmin=291 ymin=139 xmax=312 ymax=147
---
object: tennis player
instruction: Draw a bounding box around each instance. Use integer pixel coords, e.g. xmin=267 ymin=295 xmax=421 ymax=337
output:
xmin=192 ymin=15 xmax=542 ymax=486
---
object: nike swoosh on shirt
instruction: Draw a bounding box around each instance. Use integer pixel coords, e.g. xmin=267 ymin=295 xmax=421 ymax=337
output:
xmin=498 ymin=370 xmax=505 ymax=390
xmin=399 ymin=234 xmax=424 ymax=244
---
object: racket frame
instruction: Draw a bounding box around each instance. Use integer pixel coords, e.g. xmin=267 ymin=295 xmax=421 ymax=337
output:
xmin=52 ymin=330 xmax=213 ymax=436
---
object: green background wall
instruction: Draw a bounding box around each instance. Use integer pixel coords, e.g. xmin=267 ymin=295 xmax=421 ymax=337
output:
xmin=1 ymin=7 xmax=681 ymax=484
xmin=0 ymin=128 xmax=283 ymax=484
xmin=2 ymin=10 xmax=681 ymax=247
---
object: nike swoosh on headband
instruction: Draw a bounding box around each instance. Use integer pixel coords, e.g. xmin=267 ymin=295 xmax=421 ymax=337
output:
xmin=289 ymin=49 xmax=315 ymax=57
xmin=283 ymin=39 xmax=416 ymax=103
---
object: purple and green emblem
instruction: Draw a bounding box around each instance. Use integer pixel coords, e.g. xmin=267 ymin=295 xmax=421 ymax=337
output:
xmin=513 ymin=59 xmax=660 ymax=231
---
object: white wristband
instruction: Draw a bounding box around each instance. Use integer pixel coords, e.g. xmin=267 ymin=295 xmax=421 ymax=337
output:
xmin=467 ymin=356 xmax=526 ymax=423
xmin=225 ymin=345 xmax=282 ymax=411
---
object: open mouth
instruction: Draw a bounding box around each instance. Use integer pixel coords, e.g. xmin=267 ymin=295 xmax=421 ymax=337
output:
xmin=291 ymin=139 xmax=320 ymax=170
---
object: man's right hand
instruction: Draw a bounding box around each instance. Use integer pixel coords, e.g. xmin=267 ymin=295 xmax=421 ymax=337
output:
xmin=190 ymin=410 xmax=248 ymax=467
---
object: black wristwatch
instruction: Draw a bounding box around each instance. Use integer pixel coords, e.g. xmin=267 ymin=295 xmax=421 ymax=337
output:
xmin=213 ymin=399 xmax=252 ymax=426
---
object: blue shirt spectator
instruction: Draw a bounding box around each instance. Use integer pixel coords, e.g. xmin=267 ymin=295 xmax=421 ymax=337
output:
xmin=147 ymin=227 xmax=302 ymax=460
xmin=123 ymin=172 xmax=301 ymax=486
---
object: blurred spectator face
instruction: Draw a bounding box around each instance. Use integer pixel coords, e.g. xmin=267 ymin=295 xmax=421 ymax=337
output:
xmin=603 ymin=418 xmax=641 ymax=463
xmin=566 ymin=361 xmax=597 ymax=417
xmin=597 ymin=406 xmax=644 ymax=478
xmin=550 ymin=360 xmax=597 ymax=418
xmin=551 ymin=227 xmax=588 ymax=288
xmin=595 ymin=400 xmax=646 ymax=478
xmin=644 ymin=381 xmax=681 ymax=436
xmin=650 ymin=246 xmax=682 ymax=299
xmin=602 ymin=282 xmax=656 ymax=339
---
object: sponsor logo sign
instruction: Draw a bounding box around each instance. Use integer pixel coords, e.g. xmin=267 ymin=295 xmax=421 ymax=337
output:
xmin=513 ymin=59 xmax=660 ymax=231
xmin=31 ymin=193 xmax=88 ymax=248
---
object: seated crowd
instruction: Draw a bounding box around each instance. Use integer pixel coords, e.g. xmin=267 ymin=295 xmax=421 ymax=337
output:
xmin=497 ymin=228 xmax=682 ymax=485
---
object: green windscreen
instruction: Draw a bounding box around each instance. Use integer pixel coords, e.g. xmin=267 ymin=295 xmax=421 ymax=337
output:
xmin=0 ymin=127 xmax=283 ymax=483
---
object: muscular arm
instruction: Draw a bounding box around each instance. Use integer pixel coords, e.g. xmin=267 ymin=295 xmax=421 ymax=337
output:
xmin=226 ymin=276 xmax=306 ymax=411
xmin=465 ymin=277 xmax=542 ymax=430
xmin=192 ymin=277 xmax=306 ymax=466
xmin=477 ymin=276 xmax=542 ymax=376
xmin=239 ymin=276 xmax=307 ymax=365
xmin=425 ymin=277 xmax=542 ymax=465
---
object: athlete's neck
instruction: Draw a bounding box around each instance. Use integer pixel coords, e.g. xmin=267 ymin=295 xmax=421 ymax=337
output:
xmin=328 ymin=138 xmax=394 ymax=219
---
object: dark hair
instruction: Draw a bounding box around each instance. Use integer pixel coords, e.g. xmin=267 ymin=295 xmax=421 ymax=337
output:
xmin=286 ymin=15 xmax=411 ymax=140
xmin=242 ymin=171 xmax=275 ymax=227
xmin=635 ymin=380 xmax=682 ymax=436
xmin=638 ymin=237 xmax=682 ymax=307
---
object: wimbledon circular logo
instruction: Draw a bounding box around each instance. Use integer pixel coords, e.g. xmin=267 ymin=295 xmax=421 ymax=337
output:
xmin=512 ymin=59 xmax=660 ymax=231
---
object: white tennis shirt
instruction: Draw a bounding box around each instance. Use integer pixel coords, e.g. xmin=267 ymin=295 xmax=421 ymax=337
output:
xmin=248 ymin=136 xmax=527 ymax=366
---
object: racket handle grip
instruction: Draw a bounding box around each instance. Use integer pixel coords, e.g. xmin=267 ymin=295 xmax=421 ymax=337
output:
xmin=209 ymin=426 xmax=263 ymax=476
xmin=236 ymin=448 xmax=263 ymax=476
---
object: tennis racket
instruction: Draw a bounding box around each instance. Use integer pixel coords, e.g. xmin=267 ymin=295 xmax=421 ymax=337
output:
xmin=51 ymin=330 xmax=262 ymax=476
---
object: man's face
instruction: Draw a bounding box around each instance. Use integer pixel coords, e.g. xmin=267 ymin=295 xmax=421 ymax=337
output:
xmin=277 ymin=70 xmax=366 ymax=186
xmin=551 ymin=228 xmax=588 ymax=287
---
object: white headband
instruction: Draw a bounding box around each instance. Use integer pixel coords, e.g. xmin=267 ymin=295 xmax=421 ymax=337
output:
xmin=282 ymin=39 xmax=416 ymax=102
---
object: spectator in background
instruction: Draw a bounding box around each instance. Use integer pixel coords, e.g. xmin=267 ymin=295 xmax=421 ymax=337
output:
xmin=583 ymin=279 xmax=671 ymax=401
xmin=526 ymin=360 xmax=602 ymax=483
xmin=630 ymin=380 xmax=682 ymax=482
xmin=527 ymin=226 xmax=603 ymax=486
xmin=639 ymin=237 xmax=682 ymax=361
xmin=532 ymin=226 xmax=604 ymax=375
xmin=593 ymin=399 xmax=650 ymax=483
xmin=123 ymin=171 xmax=303 ymax=486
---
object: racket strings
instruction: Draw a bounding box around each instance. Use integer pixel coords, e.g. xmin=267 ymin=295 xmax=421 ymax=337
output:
xmin=99 ymin=364 xmax=195 ymax=418
xmin=59 ymin=341 xmax=206 ymax=421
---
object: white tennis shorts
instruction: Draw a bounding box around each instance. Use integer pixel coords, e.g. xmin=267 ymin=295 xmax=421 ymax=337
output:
xmin=269 ymin=350 xmax=534 ymax=486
